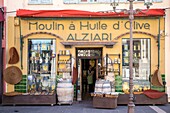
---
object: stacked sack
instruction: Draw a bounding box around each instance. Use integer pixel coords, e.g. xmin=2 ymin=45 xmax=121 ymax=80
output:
xmin=105 ymin=72 xmax=115 ymax=92
xmin=94 ymin=79 xmax=111 ymax=94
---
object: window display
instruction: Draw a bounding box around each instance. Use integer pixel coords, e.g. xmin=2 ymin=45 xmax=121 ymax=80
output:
xmin=122 ymin=39 xmax=151 ymax=92
xmin=28 ymin=39 xmax=56 ymax=95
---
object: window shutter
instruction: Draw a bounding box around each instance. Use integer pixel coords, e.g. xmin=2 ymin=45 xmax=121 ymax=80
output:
xmin=98 ymin=0 xmax=111 ymax=3
xmin=41 ymin=0 xmax=53 ymax=4
xmin=29 ymin=0 xmax=53 ymax=4
xmin=63 ymin=0 xmax=162 ymax=4
xmin=153 ymin=0 xmax=162 ymax=2
xmin=112 ymin=0 xmax=126 ymax=2
xmin=123 ymin=0 xmax=127 ymax=2
xmin=63 ymin=0 xmax=79 ymax=4
xmin=28 ymin=0 xmax=41 ymax=4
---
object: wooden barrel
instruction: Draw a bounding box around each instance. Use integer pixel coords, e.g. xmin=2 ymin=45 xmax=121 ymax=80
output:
xmin=57 ymin=79 xmax=74 ymax=105
xmin=94 ymin=80 xmax=104 ymax=93
xmin=102 ymin=80 xmax=111 ymax=94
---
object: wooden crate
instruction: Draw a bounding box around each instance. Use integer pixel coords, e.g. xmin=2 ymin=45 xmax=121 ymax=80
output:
xmin=93 ymin=96 xmax=118 ymax=109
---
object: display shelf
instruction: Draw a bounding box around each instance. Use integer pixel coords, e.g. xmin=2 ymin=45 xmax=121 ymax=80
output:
xmin=58 ymin=62 xmax=71 ymax=64
xmin=122 ymin=40 xmax=141 ymax=78
xmin=105 ymin=54 xmax=121 ymax=75
xmin=57 ymin=53 xmax=72 ymax=76
xmin=57 ymin=70 xmax=72 ymax=73
xmin=58 ymin=55 xmax=71 ymax=56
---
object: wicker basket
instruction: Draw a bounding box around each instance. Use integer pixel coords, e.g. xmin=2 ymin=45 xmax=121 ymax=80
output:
xmin=105 ymin=94 xmax=118 ymax=98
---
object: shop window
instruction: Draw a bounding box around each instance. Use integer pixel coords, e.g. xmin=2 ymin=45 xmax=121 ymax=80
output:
xmin=63 ymin=0 xmax=162 ymax=4
xmin=27 ymin=39 xmax=56 ymax=95
xmin=122 ymin=38 xmax=150 ymax=80
xmin=122 ymin=38 xmax=151 ymax=92
xmin=28 ymin=0 xmax=53 ymax=4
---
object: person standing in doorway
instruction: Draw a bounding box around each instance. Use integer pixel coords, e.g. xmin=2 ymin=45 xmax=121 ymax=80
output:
xmin=87 ymin=66 xmax=94 ymax=93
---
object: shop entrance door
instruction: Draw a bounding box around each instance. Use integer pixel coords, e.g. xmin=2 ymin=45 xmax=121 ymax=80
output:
xmin=76 ymin=48 xmax=102 ymax=101
xmin=81 ymin=59 xmax=96 ymax=100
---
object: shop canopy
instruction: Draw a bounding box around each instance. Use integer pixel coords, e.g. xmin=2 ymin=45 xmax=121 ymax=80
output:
xmin=16 ymin=9 xmax=165 ymax=18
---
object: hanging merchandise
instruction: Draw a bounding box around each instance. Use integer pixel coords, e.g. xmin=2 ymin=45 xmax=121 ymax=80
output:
xmin=3 ymin=66 xmax=22 ymax=85
xmin=72 ymin=62 xmax=78 ymax=85
xmin=8 ymin=47 xmax=19 ymax=64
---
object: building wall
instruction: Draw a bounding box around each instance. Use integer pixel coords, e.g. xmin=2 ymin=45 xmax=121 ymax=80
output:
xmin=4 ymin=0 xmax=170 ymax=99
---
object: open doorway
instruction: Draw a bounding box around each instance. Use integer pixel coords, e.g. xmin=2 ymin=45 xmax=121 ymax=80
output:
xmin=76 ymin=48 xmax=102 ymax=101
xmin=81 ymin=59 xmax=96 ymax=100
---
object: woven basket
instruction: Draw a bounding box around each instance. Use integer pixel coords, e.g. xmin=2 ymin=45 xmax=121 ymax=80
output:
xmin=105 ymin=94 xmax=118 ymax=98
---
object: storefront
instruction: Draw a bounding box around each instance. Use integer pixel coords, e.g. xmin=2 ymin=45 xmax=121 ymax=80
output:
xmin=2 ymin=9 xmax=167 ymax=105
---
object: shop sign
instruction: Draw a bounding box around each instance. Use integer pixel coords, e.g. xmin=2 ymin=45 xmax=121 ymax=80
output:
xmin=28 ymin=20 xmax=151 ymax=41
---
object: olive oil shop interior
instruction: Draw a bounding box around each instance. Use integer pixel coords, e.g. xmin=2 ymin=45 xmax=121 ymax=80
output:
xmin=1 ymin=9 xmax=168 ymax=105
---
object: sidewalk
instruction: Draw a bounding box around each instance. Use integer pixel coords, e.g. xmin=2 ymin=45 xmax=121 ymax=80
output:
xmin=1 ymin=100 xmax=168 ymax=113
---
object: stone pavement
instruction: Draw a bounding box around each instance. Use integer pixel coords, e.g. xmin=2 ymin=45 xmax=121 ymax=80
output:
xmin=0 ymin=101 xmax=169 ymax=113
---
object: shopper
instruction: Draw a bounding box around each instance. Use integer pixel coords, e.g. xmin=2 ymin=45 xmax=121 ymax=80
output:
xmin=87 ymin=66 xmax=94 ymax=93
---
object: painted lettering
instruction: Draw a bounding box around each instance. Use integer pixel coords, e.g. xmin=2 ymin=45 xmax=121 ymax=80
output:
xmin=101 ymin=24 xmax=107 ymax=30
xmin=102 ymin=33 xmax=109 ymax=41
xmin=69 ymin=22 xmax=76 ymax=30
xmin=113 ymin=21 xmax=120 ymax=30
xmin=29 ymin=22 xmax=38 ymax=30
xmin=67 ymin=34 xmax=74 ymax=41
xmin=144 ymin=23 xmax=150 ymax=30
xmin=29 ymin=21 xmax=64 ymax=30
xmin=67 ymin=33 xmax=112 ymax=41
xmin=93 ymin=34 xmax=101 ymax=41
xmin=80 ymin=21 xmax=107 ymax=30
xmin=124 ymin=21 xmax=150 ymax=30
xmin=82 ymin=33 xmax=89 ymax=41
xmin=39 ymin=24 xmax=45 ymax=30
xmin=75 ymin=34 xmax=81 ymax=41
xmin=124 ymin=21 xmax=130 ymax=30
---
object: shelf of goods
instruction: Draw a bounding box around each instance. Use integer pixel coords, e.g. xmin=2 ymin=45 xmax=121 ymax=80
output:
xmin=105 ymin=54 xmax=121 ymax=76
xmin=57 ymin=54 xmax=72 ymax=76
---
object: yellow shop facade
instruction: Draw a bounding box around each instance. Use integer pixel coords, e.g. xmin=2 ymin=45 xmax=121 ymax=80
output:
xmin=3 ymin=9 xmax=167 ymax=105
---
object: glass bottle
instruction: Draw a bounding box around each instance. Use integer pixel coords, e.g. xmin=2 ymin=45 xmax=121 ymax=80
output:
xmin=40 ymin=56 xmax=43 ymax=63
